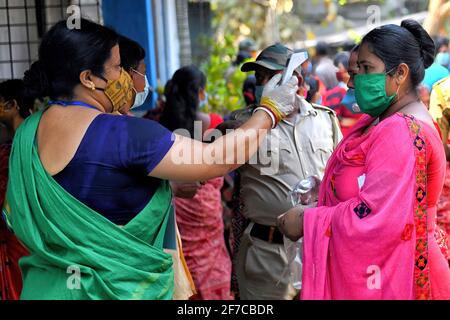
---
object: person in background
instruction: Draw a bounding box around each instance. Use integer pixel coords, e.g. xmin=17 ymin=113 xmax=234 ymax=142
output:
xmin=0 ymin=80 xmax=33 ymax=300
xmin=118 ymin=36 xmax=152 ymax=114
xmin=338 ymin=45 xmax=364 ymax=136
xmin=144 ymin=80 xmax=169 ymax=123
xmin=429 ymin=75 xmax=450 ymax=255
xmin=321 ymin=52 xmax=349 ymax=113
xmin=160 ymin=66 xmax=222 ymax=136
xmin=436 ymin=37 xmax=449 ymax=54
xmin=314 ymin=41 xmax=339 ymax=92
xmin=231 ymin=44 xmax=342 ymax=300
xmin=225 ymin=39 xmax=258 ymax=85
xmin=417 ymin=35 xmax=448 ymax=110
xmin=5 ymin=19 xmax=298 ymax=300
xmin=305 ymin=76 xmax=322 ymax=105
xmin=435 ymin=37 xmax=449 ymax=70
xmin=422 ymin=41 xmax=450 ymax=92
xmin=278 ymin=20 xmax=450 ymax=300
xmin=334 ymin=52 xmax=351 ymax=88
xmin=237 ymin=39 xmax=258 ymax=63
xmin=159 ymin=65 xmax=232 ymax=300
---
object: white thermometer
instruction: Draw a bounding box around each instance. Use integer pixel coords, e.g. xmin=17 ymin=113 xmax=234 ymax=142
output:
xmin=281 ymin=51 xmax=309 ymax=85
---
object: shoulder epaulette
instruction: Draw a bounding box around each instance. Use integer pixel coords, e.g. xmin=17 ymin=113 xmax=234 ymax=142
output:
xmin=311 ymin=103 xmax=336 ymax=115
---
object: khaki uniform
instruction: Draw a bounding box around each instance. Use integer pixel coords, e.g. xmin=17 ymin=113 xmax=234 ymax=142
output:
xmin=233 ymin=96 xmax=342 ymax=300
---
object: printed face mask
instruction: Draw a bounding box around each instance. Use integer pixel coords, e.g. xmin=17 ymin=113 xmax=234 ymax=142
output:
xmin=96 ymin=68 xmax=134 ymax=113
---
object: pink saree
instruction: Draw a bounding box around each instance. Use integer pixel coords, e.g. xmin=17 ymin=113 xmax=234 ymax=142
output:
xmin=302 ymin=113 xmax=450 ymax=300
xmin=175 ymin=177 xmax=233 ymax=300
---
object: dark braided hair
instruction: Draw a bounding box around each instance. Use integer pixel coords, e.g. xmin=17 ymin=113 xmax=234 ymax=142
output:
xmin=160 ymin=66 xmax=206 ymax=137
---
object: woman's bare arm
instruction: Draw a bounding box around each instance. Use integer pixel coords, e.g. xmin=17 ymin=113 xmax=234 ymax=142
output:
xmin=150 ymin=111 xmax=271 ymax=182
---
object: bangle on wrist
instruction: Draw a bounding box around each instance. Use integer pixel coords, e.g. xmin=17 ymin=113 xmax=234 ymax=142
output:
xmin=259 ymin=97 xmax=284 ymax=123
xmin=253 ymin=107 xmax=277 ymax=128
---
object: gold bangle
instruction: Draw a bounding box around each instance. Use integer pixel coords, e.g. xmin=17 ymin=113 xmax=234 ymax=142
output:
xmin=260 ymin=96 xmax=283 ymax=123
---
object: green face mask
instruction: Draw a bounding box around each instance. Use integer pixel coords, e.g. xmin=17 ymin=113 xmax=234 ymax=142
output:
xmin=354 ymin=71 xmax=398 ymax=118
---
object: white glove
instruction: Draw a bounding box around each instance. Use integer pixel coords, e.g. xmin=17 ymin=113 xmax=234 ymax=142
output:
xmin=261 ymin=74 xmax=298 ymax=118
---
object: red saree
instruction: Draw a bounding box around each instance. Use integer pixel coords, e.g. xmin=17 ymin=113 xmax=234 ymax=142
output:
xmin=175 ymin=177 xmax=233 ymax=300
xmin=0 ymin=143 xmax=28 ymax=300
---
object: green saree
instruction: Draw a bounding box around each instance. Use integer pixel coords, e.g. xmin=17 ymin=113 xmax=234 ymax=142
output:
xmin=2 ymin=110 xmax=174 ymax=300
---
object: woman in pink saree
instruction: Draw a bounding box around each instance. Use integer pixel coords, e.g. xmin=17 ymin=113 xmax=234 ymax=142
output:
xmin=278 ymin=20 xmax=450 ymax=300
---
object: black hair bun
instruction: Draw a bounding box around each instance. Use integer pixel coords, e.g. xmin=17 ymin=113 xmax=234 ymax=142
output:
xmin=401 ymin=19 xmax=435 ymax=69
xmin=23 ymin=60 xmax=51 ymax=101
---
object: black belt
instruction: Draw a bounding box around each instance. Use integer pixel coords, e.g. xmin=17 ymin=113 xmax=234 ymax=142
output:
xmin=250 ymin=223 xmax=284 ymax=244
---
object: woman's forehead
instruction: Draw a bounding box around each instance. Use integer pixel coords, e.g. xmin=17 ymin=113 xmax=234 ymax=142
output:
xmin=358 ymin=43 xmax=383 ymax=65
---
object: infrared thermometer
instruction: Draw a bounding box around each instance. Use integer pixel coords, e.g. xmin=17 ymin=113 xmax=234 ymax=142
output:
xmin=281 ymin=51 xmax=309 ymax=85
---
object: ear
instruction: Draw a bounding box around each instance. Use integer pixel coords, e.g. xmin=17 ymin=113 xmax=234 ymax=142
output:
xmin=2 ymin=99 xmax=18 ymax=112
xmin=9 ymin=99 xmax=18 ymax=110
xmin=395 ymin=63 xmax=409 ymax=86
xmin=79 ymin=70 xmax=97 ymax=91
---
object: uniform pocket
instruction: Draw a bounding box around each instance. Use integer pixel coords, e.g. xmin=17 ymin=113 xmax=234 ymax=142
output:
xmin=266 ymin=142 xmax=294 ymax=175
xmin=308 ymin=139 xmax=333 ymax=171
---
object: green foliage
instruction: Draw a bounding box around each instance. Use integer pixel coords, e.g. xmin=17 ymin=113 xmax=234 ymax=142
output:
xmin=200 ymin=34 xmax=250 ymax=115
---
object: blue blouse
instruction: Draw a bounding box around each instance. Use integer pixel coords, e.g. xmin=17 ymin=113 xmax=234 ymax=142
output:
xmin=53 ymin=114 xmax=175 ymax=225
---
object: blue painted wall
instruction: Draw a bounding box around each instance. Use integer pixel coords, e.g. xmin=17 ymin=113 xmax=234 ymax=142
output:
xmin=102 ymin=0 xmax=157 ymax=111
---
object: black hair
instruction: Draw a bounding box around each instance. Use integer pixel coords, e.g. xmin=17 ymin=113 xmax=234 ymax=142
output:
xmin=334 ymin=52 xmax=350 ymax=70
xmin=119 ymin=35 xmax=146 ymax=72
xmin=0 ymin=79 xmax=34 ymax=118
xmin=316 ymin=42 xmax=330 ymax=57
xmin=361 ymin=19 xmax=435 ymax=88
xmin=23 ymin=19 xmax=120 ymax=101
xmin=435 ymin=36 xmax=449 ymax=51
xmin=305 ymin=76 xmax=319 ymax=103
xmin=350 ymin=44 xmax=360 ymax=54
xmin=160 ymin=65 xmax=206 ymax=137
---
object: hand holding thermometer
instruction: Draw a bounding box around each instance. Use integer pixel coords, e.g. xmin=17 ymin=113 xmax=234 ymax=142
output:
xmin=281 ymin=51 xmax=309 ymax=85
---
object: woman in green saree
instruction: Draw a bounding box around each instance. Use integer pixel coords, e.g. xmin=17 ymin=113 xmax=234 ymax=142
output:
xmin=2 ymin=19 xmax=298 ymax=300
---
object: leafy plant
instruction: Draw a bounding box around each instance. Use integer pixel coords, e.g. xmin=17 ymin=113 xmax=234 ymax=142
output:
xmin=200 ymin=34 xmax=251 ymax=115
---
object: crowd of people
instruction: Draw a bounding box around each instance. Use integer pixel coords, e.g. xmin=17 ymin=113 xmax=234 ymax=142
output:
xmin=0 ymin=17 xmax=449 ymax=300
